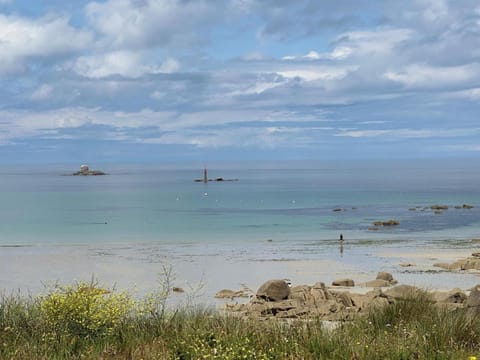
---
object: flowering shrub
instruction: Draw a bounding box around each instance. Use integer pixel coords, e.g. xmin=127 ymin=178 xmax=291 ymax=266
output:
xmin=39 ymin=282 xmax=133 ymax=338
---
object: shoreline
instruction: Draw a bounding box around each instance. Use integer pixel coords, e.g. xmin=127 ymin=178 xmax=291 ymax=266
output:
xmin=1 ymin=239 xmax=480 ymax=303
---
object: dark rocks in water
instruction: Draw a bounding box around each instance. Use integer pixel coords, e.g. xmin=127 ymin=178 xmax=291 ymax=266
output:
xmin=463 ymin=204 xmax=474 ymax=209
xmin=194 ymin=178 xmax=239 ymax=182
xmin=256 ymin=280 xmax=290 ymax=301
xmin=72 ymin=170 xmax=106 ymax=176
xmin=71 ymin=164 xmax=106 ymax=176
xmin=372 ymin=219 xmax=399 ymax=226
xmin=431 ymin=204 xmax=448 ymax=210
xmin=332 ymin=208 xmax=343 ymax=212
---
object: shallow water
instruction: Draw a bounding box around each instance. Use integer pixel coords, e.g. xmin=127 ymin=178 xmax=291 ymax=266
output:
xmin=0 ymin=159 xmax=479 ymax=299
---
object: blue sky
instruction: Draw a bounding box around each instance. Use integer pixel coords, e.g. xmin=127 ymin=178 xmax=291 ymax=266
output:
xmin=0 ymin=0 xmax=479 ymax=163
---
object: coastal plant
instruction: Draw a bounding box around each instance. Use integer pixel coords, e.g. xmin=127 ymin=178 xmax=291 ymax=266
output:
xmin=39 ymin=280 xmax=133 ymax=339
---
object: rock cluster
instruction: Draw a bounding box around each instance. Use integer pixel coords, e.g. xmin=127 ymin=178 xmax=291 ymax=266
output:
xmin=223 ymin=279 xmax=479 ymax=320
xmin=434 ymin=253 xmax=480 ymax=271
xmin=372 ymin=219 xmax=400 ymax=226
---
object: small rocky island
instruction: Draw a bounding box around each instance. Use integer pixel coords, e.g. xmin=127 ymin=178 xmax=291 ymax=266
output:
xmin=194 ymin=168 xmax=238 ymax=182
xmin=71 ymin=164 xmax=106 ymax=176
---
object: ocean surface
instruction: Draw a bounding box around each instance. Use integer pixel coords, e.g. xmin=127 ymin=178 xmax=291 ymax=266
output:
xmin=1 ymin=159 xmax=480 ymax=297
xmin=0 ymin=159 xmax=479 ymax=247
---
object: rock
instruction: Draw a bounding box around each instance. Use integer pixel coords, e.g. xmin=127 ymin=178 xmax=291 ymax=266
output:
xmin=466 ymin=285 xmax=480 ymax=309
xmin=367 ymin=296 xmax=390 ymax=310
xmin=71 ymin=164 xmax=106 ymax=176
xmin=256 ymin=280 xmax=290 ymax=301
xmin=399 ymin=263 xmax=415 ymax=267
xmin=431 ymin=205 xmax=448 ymax=210
xmin=172 ymin=287 xmax=184 ymax=293
xmin=472 ymin=253 xmax=480 ymax=258
xmin=333 ymin=291 xmax=354 ymax=307
xmin=215 ymin=289 xmax=237 ymax=299
xmin=433 ymin=289 xmax=466 ymax=304
xmin=433 ymin=262 xmax=455 ymax=270
xmin=289 ymin=285 xmax=311 ymax=302
xmin=463 ymin=204 xmax=474 ymax=209
xmin=459 ymin=258 xmax=480 ymax=271
xmin=215 ymin=289 xmax=250 ymax=299
xmin=332 ymin=278 xmax=355 ymax=287
xmin=376 ymin=272 xmax=395 ymax=283
xmin=372 ymin=219 xmax=399 ymax=226
xmin=333 ymin=208 xmax=343 ymax=212
xmin=362 ymin=279 xmax=391 ymax=288
xmin=384 ymin=285 xmax=420 ymax=299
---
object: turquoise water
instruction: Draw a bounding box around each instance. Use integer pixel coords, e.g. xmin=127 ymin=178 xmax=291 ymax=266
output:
xmin=0 ymin=160 xmax=479 ymax=246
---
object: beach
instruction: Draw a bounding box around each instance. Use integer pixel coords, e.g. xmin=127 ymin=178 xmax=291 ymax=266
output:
xmin=2 ymin=239 xmax=480 ymax=305
xmin=1 ymin=161 xmax=480 ymax=303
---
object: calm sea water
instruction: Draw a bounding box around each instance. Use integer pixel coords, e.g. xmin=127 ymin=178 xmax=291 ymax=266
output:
xmin=0 ymin=160 xmax=479 ymax=247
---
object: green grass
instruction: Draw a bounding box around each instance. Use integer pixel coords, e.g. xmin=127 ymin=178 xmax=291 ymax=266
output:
xmin=1 ymin=282 xmax=480 ymax=359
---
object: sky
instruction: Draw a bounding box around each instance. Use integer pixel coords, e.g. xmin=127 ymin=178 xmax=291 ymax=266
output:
xmin=0 ymin=0 xmax=479 ymax=163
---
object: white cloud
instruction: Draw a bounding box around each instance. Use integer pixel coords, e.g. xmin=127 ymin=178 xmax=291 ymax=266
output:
xmin=74 ymin=51 xmax=179 ymax=78
xmin=335 ymin=128 xmax=480 ymax=139
xmin=333 ymin=28 xmax=412 ymax=57
xmin=0 ymin=14 xmax=92 ymax=74
xmin=85 ymin=0 xmax=218 ymax=50
xmin=278 ymin=67 xmax=354 ymax=82
xmin=384 ymin=64 xmax=478 ymax=88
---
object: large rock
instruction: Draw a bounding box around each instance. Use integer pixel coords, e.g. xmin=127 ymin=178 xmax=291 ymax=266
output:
xmin=256 ymin=280 xmax=290 ymax=301
xmin=363 ymin=279 xmax=391 ymax=288
xmin=384 ymin=285 xmax=420 ymax=299
xmin=332 ymin=278 xmax=355 ymax=287
xmin=465 ymin=285 xmax=480 ymax=315
xmin=377 ymin=271 xmax=396 ymax=284
xmin=433 ymin=288 xmax=466 ymax=304
xmin=215 ymin=289 xmax=250 ymax=299
xmin=431 ymin=205 xmax=448 ymax=210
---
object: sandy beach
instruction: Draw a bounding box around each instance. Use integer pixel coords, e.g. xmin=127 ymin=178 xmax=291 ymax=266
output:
xmin=2 ymin=239 xmax=480 ymax=304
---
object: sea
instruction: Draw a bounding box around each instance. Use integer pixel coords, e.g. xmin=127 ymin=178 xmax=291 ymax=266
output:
xmin=1 ymin=159 xmax=480 ymax=297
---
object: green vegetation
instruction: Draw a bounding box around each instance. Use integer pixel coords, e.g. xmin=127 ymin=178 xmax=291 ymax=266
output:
xmin=1 ymin=281 xmax=480 ymax=359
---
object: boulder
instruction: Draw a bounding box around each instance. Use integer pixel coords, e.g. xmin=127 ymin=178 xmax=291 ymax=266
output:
xmin=289 ymin=285 xmax=311 ymax=302
xmin=431 ymin=205 xmax=448 ymax=210
xmin=376 ymin=272 xmax=395 ymax=283
xmin=384 ymin=285 xmax=420 ymax=299
xmin=256 ymin=280 xmax=290 ymax=301
xmin=460 ymin=258 xmax=480 ymax=271
xmin=363 ymin=279 xmax=391 ymax=288
xmin=333 ymin=291 xmax=354 ymax=307
xmin=215 ymin=289 xmax=237 ymax=299
xmin=433 ymin=288 xmax=466 ymax=304
xmin=433 ymin=262 xmax=455 ymax=270
xmin=332 ymin=278 xmax=355 ymax=287
xmin=466 ymin=285 xmax=480 ymax=309
xmin=463 ymin=204 xmax=474 ymax=209
xmin=372 ymin=219 xmax=400 ymax=226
